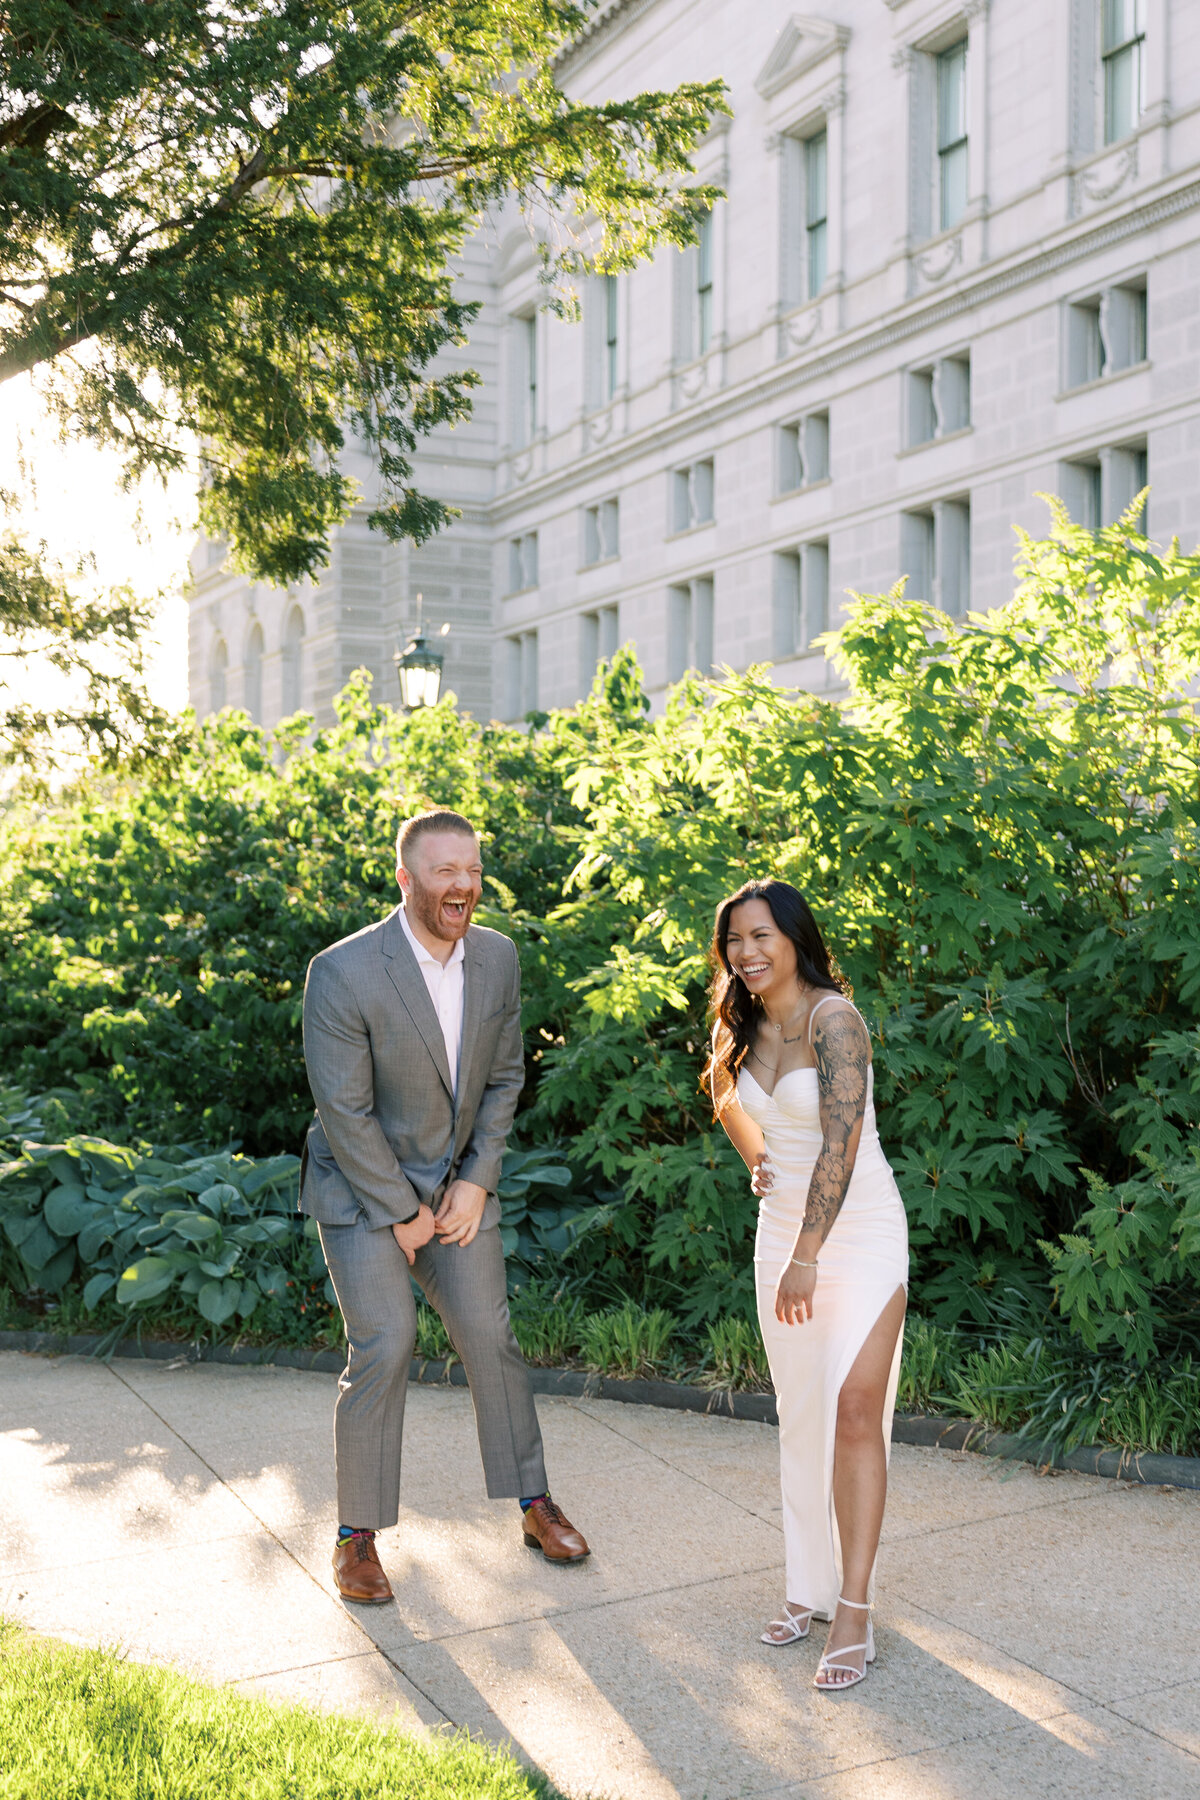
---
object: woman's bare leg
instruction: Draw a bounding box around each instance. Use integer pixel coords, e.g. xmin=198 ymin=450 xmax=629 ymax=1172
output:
xmin=817 ymin=1287 xmax=907 ymax=1686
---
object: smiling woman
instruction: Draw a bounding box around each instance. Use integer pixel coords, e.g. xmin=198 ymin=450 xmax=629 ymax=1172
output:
xmin=705 ymin=878 xmax=909 ymax=1692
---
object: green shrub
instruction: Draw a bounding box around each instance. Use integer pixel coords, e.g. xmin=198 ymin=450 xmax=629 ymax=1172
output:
xmin=947 ymin=1337 xmax=1044 ymax=1436
xmin=896 ymin=1316 xmax=961 ymax=1414
xmin=702 ymin=1313 xmax=769 ymax=1390
xmin=0 ymin=1130 xmax=328 ymax=1341
xmin=414 ymin=1301 xmax=453 ymax=1362
xmin=509 ymin=1277 xmax=583 ymax=1364
xmin=1097 ymin=1360 xmax=1199 ymax=1456
xmin=1039 ymin=1028 xmax=1200 ymax=1362
xmin=578 ymin=1300 xmax=674 ymax=1375
xmin=3 ymin=510 xmax=1200 ymax=1344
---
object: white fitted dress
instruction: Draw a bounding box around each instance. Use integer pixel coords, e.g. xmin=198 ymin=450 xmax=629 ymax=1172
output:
xmin=738 ymin=996 xmax=909 ymax=1615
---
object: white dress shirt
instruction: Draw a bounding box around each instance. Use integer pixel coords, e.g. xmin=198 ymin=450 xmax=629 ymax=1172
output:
xmin=399 ymin=905 xmax=465 ymax=1096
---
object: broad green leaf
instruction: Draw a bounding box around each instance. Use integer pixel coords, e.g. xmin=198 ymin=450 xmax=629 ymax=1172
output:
xmin=161 ymin=1211 xmax=222 ymax=1244
xmin=82 ymin=1272 xmax=116 ymax=1310
xmin=197 ymin=1278 xmax=241 ymax=1325
xmin=42 ymin=1184 xmax=94 ymax=1237
xmin=116 ymin=1257 xmax=176 ymax=1306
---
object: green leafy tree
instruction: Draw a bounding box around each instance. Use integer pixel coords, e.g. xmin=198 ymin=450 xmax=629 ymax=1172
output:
xmin=0 ymin=517 xmax=173 ymax=773
xmin=0 ymin=0 xmax=726 ymax=762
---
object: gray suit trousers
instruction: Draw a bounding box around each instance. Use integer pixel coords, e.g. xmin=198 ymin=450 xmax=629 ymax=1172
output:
xmin=318 ymin=1213 xmax=547 ymax=1527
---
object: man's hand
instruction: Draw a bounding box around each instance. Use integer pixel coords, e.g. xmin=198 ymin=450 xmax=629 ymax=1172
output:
xmin=434 ymin=1178 xmax=489 ymax=1247
xmin=391 ymin=1204 xmax=437 ymax=1266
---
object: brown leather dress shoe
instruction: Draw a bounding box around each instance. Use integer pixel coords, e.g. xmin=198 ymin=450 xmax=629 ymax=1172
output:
xmin=333 ymin=1533 xmax=394 ymax=1604
xmin=521 ymin=1497 xmax=590 ymax=1562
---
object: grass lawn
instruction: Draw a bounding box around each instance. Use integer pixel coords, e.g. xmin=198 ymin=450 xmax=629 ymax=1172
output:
xmin=0 ymin=1622 xmax=571 ymax=1800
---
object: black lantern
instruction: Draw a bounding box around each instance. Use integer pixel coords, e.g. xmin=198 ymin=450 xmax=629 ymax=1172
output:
xmin=394 ymin=596 xmax=447 ymax=709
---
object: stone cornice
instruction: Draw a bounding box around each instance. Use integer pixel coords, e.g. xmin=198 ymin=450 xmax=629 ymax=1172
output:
xmin=555 ymin=0 xmax=665 ymax=80
xmin=488 ymin=172 xmax=1200 ymax=521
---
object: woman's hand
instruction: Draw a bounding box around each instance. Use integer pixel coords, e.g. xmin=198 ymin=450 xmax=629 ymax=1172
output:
xmin=750 ymin=1151 xmax=774 ymax=1197
xmin=775 ymin=1260 xmax=816 ymax=1327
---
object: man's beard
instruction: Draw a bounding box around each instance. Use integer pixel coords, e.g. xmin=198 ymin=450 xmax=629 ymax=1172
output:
xmin=408 ymin=877 xmax=474 ymax=942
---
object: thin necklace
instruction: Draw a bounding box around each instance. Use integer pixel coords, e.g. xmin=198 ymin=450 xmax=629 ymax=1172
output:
xmin=764 ymin=991 xmax=808 ymax=1035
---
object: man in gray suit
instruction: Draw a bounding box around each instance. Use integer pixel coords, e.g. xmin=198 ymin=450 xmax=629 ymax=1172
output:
xmin=301 ymin=808 xmax=589 ymax=1603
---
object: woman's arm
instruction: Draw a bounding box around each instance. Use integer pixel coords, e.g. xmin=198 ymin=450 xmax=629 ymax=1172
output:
xmin=775 ymin=1002 xmax=871 ymax=1325
xmin=710 ymin=1027 xmax=769 ymax=1184
xmin=801 ymin=1004 xmax=871 ymax=1240
xmin=717 ymin=1090 xmax=767 ymax=1173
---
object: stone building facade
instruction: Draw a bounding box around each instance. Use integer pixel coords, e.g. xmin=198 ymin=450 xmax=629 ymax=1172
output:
xmin=188 ymin=0 xmax=1200 ymax=726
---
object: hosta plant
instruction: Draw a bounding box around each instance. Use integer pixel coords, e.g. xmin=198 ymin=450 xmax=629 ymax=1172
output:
xmin=0 ymin=1136 xmax=308 ymax=1329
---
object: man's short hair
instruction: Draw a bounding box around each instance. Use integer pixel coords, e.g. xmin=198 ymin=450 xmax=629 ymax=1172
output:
xmin=396 ymin=809 xmax=478 ymax=869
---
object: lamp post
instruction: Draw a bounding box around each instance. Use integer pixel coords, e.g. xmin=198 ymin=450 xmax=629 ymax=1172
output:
xmin=393 ymin=594 xmax=448 ymax=710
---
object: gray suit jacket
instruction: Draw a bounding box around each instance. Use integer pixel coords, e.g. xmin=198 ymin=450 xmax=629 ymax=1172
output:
xmin=299 ymin=908 xmax=524 ymax=1231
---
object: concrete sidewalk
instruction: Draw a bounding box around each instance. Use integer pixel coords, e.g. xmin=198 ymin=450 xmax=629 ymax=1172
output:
xmin=2 ymin=1351 xmax=1197 ymax=1799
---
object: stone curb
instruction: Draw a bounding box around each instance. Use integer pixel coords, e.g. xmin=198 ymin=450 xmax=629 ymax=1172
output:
xmin=4 ymin=1328 xmax=1198 ymax=1492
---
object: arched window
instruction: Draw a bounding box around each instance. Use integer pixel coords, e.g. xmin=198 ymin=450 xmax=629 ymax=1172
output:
xmin=281 ymin=605 xmax=305 ymax=715
xmin=244 ymin=622 xmax=263 ymax=722
xmin=209 ymin=637 xmax=228 ymax=714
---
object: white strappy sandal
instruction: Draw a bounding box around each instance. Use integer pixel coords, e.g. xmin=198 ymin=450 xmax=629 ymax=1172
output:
xmin=814 ymin=1596 xmax=875 ymax=1690
xmin=760 ymin=1602 xmax=813 ymax=1646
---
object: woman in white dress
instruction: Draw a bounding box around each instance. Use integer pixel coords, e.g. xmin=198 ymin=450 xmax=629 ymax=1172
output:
xmin=706 ymin=879 xmax=908 ymax=1691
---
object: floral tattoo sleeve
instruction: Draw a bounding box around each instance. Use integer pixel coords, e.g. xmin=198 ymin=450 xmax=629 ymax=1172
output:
xmin=801 ymin=1007 xmax=871 ymax=1241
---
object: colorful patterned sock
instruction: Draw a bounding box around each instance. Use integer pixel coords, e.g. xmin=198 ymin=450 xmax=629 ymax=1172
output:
xmin=519 ymin=1493 xmax=548 ymax=1512
xmin=337 ymin=1524 xmax=376 ymax=1544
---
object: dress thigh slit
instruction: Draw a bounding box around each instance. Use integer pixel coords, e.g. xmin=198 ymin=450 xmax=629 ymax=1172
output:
xmin=756 ymin=1185 xmax=908 ymax=1617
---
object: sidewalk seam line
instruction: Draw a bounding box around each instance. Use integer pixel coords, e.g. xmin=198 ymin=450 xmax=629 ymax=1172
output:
xmin=103 ymin=1362 xmax=454 ymax=1730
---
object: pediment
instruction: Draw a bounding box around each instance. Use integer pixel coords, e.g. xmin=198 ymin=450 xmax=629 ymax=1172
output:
xmin=755 ymin=15 xmax=849 ymax=100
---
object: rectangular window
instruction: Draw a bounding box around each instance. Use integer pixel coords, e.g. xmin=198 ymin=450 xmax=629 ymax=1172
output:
xmin=667 ymin=584 xmax=691 ymax=682
xmin=778 ymin=423 xmax=804 ymax=494
xmin=804 ymin=410 xmax=830 ymax=482
xmin=902 ymin=502 xmax=969 ymax=614
xmin=907 ymin=367 xmax=937 ymax=445
xmin=1066 ymin=298 xmax=1105 ymax=387
xmin=901 ymin=508 xmax=935 ymax=604
xmin=935 ymin=499 xmax=971 ymax=617
xmin=1106 ymin=442 xmax=1149 ymax=528
xmin=583 ymin=498 xmax=619 ymax=565
xmin=581 ymin=604 xmax=621 ymax=692
xmin=508 ymin=531 xmax=538 ymax=592
xmin=771 ymin=544 xmax=829 ymax=657
xmin=805 ymin=130 xmax=828 ymax=298
xmin=1065 ymin=281 xmax=1147 ymax=388
xmin=1104 ymin=283 xmax=1148 ymax=369
xmin=604 ymin=275 xmax=619 ymax=400
xmin=772 ymin=551 xmax=801 ymax=658
xmin=697 ymin=214 xmax=714 ymax=354
xmin=1060 ymin=457 xmax=1103 ymax=529
xmin=802 ymin=540 xmax=830 ymax=648
xmin=937 ymin=40 xmax=968 ymax=231
xmin=777 ymin=411 xmax=831 ymax=491
xmin=667 ymin=577 xmax=714 ymax=681
xmin=671 ymin=459 xmax=715 ymax=532
xmin=521 ymin=630 xmax=539 ymax=713
xmin=580 ymin=610 xmax=598 ymax=692
xmin=935 ymin=354 xmax=971 ymax=433
xmin=523 ymin=315 xmax=538 ymax=442
xmin=1103 ymin=0 xmax=1145 ymax=144
xmin=598 ymin=602 xmax=619 ymax=662
xmin=503 ymin=636 xmax=522 ymax=719
xmin=503 ymin=633 xmax=538 ymax=717
xmin=906 ymin=353 xmax=971 ymax=446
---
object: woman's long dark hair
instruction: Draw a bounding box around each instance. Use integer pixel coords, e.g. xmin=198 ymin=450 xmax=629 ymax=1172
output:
xmin=702 ymin=879 xmax=847 ymax=1115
